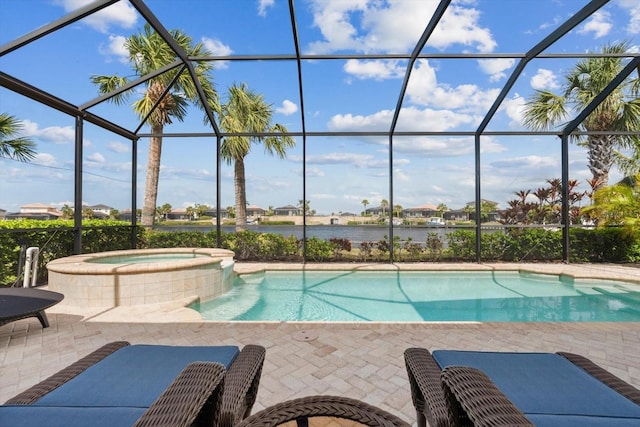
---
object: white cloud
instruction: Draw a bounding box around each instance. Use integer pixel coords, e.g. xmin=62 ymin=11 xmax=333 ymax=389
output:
xmin=577 ymin=10 xmax=612 ymax=38
xmin=305 ymin=166 xmax=325 ymax=177
xmin=477 ymin=58 xmax=515 ymax=82
xmin=21 ymin=120 xmax=75 ymax=144
xmin=431 ymin=4 xmax=496 ymax=53
xmin=343 ymin=59 xmax=405 ymax=80
xmin=57 ymin=0 xmax=137 ymax=33
xmin=491 ymin=155 xmax=558 ymax=170
xmin=159 ymin=165 xmax=213 ymax=180
xmin=306 ymin=0 xmax=496 ymax=54
xmin=500 ymin=94 xmax=527 ymax=128
xmin=291 ymin=152 xmax=388 ymax=169
xmin=327 ymin=105 xmax=477 ymax=133
xmin=327 ymin=110 xmax=391 ymax=132
xmin=530 ymin=68 xmax=560 ymax=91
xmin=33 ymin=153 xmax=57 ymax=167
xmin=99 ymin=35 xmax=128 ymax=62
xmin=202 ymin=37 xmax=233 ymax=69
xmin=618 ymin=0 xmax=640 ymax=34
xmin=257 ymin=0 xmax=275 ymax=17
xmin=108 ymin=141 xmax=130 ymax=153
xmin=276 ymin=100 xmax=298 ymax=115
xmin=406 ymin=60 xmax=500 ymax=114
xmin=87 ymin=152 xmax=105 ymax=163
xmin=396 ymin=106 xmax=478 ymax=132
xmin=393 ymin=135 xmax=506 ymax=157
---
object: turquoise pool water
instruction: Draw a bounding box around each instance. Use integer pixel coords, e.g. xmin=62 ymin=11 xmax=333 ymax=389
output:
xmin=191 ymin=270 xmax=640 ymax=322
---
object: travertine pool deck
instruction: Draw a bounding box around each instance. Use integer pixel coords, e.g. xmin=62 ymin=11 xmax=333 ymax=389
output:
xmin=1 ymin=263 xmax=639 ymax=424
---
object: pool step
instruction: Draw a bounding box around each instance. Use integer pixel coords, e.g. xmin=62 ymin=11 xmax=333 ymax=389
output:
xmin=592 ymin=287 xmax=640 ymax=305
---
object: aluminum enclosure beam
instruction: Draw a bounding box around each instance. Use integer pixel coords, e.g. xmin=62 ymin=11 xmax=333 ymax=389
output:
xmin=0 ymin=72 xmax=135 ymax=140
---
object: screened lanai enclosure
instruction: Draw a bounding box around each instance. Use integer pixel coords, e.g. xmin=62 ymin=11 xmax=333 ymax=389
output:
xmin=0 ymin=0 xmax=639 ymax=275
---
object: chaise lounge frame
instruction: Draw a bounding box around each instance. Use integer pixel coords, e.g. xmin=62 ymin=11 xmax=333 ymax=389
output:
xmin=404 ymin=347 xmax=640 ymax=427
xmin=5 ymin=341 xmax=266 ymax=427
xmin=237 ymin=395 xmax=410 ymax=427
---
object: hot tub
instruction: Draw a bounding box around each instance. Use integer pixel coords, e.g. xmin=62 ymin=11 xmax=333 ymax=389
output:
xmin=46 ymin=248 xmax=235 ymax=308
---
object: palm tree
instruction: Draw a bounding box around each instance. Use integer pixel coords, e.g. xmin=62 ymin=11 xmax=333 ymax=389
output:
xmin=361 ymin=199 xmax=369 ymax=215
xmin=219 ymin=83 xmax=295 ymax=231
xmin=380 ymin=199 xmax=389 ymax=217
xmin=523 ymin=42 xmax=640 ymax=192
xmin=298 ymin=199 xmax=311 ymax=215
xmin=61 ymin=204 xmax=74 ymax=220
xmin=156 ymin=203 xmax=172 ymax=221
xmin=0 ymin=113 xmax=37 ymax=162
xmin=91 ymin=24 xmax=217 ymax=227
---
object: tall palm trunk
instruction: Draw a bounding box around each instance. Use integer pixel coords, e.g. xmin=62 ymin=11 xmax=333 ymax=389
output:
xmin=234 ymin=158 xmax=247 ymax=231
xmin=142 ymin=125 xmax=163 ymax=227
xmin=586 ymin=134 xmax=613 ymax=192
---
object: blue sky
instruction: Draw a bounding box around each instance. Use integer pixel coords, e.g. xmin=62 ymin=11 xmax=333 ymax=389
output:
xmin=1 ymin=0 xmax=639 ymax=215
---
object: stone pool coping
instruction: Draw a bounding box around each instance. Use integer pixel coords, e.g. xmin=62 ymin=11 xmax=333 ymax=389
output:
xmin=234 ymin=262 xmax=640 ymax=285
xmin=47 ymin=247 xmax=235 ymax=274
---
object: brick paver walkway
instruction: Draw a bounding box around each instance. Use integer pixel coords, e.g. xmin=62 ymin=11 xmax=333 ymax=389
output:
xmin=2 ymin=317 xmax=639 ymax=424
xmin=2 ymin=262 xmax=640 ymax=425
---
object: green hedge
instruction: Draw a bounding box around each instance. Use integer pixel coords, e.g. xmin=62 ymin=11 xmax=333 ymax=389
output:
xmin=0 ymin=219 xmax=142 ymax=286
xmin=1 ymin=220 xmax=637 ymax=286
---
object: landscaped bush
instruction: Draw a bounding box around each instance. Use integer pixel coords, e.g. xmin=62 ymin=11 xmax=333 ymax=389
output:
xmin=257 ymin=233 xmax=299 ymax=260
xmin=376 ymin=235 xmax=400 ymax=257
xmin=570 ymin=227 xmax=640 ymax=262
xmin=425 ymin=232 xmax=444 ymax=260
xmin=304 ymin=237 xmax=335 ymax=261
xmin=359 ymin=241 xmax=375 ymax=261
xmin=1 ymin=220 xmax=638 ymax=287
xmin=223 ymin=230 xmax=262 ymax=260
xmin=329 ymin=237 xmax=352 ymax=259
xmin=505 ymin=228 xmax=562 ymax=261
xmin=0 ymin=219 xmax=140 ymax=286
xmin=401 ymin=237 xmax=423 ymax=261
xmin=145 ymin=229 xmax=221 ymax=248
xmin=446 ymin=229 xmax=476 ymax=261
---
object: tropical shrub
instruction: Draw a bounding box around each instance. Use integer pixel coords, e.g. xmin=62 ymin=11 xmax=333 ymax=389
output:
xmin=329 ymin=238 xmax=352 ymax=259
xmin=570 ymin=227 xmax=639 ymax=262
xmin=257 ymin=233 xmax=299 ymax=260
xmin=224 ymin=230 xmax=261 ymax=260
xmin=425 ymin=232 xmax=444 ymax=259
xmin=359 ymin=241 xmax=375 ymax=261
xmin=304 ymin=237 xmax=335 ymax=262
xmin=402 ymin=238 xmax=423 ymax=261
xmin=446 ymin=230 xmax=476 ymax=261
xmin=0 ymin=219 xmax=140 ymax=286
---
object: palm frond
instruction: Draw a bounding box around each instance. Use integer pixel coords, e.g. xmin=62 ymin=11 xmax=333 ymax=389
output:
xmin=90 ymin=75 xmax=131 ymax=106
xmin=0 ymin=113 xmax=37 ymax=162
xmin=522 ymin=90 xmax=567 ymax=130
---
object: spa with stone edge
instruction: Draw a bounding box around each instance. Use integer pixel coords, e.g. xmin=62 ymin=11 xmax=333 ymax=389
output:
xmin=46 ymin=248 xmax=234 ymax=308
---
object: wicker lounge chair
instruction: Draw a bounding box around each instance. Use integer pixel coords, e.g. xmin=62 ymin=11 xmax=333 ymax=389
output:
xmin=404 ymin=347 xmax=640 ymax=427
xmin=237 ymin=395 xmax=410 ymax=427
xmin=3 ymin=341 xmax=265 ymax=427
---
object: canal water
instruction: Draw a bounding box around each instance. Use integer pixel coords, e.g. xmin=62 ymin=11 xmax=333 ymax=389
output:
xmin=162 ymin=224 xmax=473 ymax=245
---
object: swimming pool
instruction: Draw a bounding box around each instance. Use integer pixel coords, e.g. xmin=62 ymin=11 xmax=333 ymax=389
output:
xmin=191 ymin=270 xmax=640 ymax=322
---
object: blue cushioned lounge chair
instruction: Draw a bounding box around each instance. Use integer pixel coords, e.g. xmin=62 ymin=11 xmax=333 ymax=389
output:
xmin=2 ymin=341 xmax=265 ymax=427
xmin=405 ymin=348 xmax=640 ymax=427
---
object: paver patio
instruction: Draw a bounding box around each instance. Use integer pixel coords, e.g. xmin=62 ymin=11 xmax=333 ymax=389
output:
xmin=2 ymin=263 xmax=640 ymax=424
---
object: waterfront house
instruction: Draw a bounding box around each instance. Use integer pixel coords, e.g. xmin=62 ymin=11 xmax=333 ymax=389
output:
xmin=402 ymin=204 xmax=440 ymax=219
xmin=274 ymin=205 xmax=303 ymax=216
xmin=89 ymin=204 xmax=114 ymax=219
xmin=5 ymin=203 xmax=62 ymax=220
